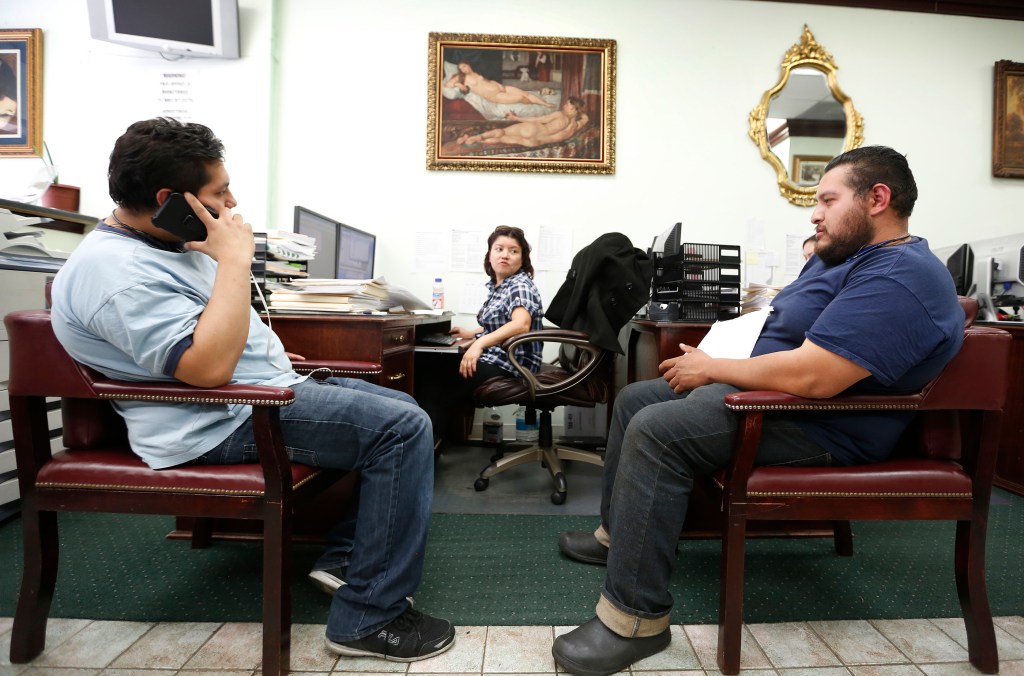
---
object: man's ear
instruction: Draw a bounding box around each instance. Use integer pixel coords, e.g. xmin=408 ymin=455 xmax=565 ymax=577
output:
xmin=867 ymin=183 xmax=891 ymax=216
xmin=154 ymin=188 xmax=175 ymax=208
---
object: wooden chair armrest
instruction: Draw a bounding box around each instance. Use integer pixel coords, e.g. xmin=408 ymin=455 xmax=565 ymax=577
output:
xmin=292 ymin=359 xmax=383 ymax=379
xmin=499 ymin=329 xmax=606 ymax=399
xmin=91 ymin=380 xmax=296 ymax=406
xmin=723 ymin=390 xmax=923 ymax=412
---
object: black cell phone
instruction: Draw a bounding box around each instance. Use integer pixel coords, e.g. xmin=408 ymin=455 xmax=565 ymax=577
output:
xmin=151 ymin=192 xmax=217 ymax=241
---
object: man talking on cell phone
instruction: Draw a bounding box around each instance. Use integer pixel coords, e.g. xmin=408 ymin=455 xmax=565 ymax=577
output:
xmin=49 ymin=117 xmax=455 ymax=663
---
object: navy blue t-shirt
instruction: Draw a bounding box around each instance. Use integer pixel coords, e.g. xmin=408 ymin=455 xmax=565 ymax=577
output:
xmin=751 ymin=237 xmax=964 ymax=465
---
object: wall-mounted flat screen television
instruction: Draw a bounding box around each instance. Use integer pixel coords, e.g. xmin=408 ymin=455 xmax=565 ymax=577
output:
xmin=86 ymin=0 xmax=240 ymax=59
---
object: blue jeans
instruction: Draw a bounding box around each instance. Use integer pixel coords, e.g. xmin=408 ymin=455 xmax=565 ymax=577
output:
xmin=595 ymin=378 xmax=832 ymax=637
xmin=198 ymin=377 xmax=434 ymax=641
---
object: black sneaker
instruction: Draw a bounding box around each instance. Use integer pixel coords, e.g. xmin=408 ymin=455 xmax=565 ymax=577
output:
xmin=326 ymin=607 xmax=455 ymax=662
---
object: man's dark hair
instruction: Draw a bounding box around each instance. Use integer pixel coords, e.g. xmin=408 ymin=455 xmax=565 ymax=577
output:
xmin=823 ymin=145 xmax=918 ymax=218
xmin=483 ymin=225 xmax=534 ymax=282
xmin=108 ymin=117 xmax=225 ymax=212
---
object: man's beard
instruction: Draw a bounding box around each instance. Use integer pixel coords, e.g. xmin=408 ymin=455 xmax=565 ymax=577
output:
xmin=815 ymin=208 xmax=875 ymax=266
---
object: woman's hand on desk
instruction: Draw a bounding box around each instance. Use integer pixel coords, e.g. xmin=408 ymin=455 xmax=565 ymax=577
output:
xmin=286 ymin=352 xmax=306 ymax=361
xmin=450 ymin=325 xmax=483 ymax=341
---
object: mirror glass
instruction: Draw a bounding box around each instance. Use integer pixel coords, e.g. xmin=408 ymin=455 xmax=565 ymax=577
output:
xmin=749 ymin=26 xmax=863 ymax=206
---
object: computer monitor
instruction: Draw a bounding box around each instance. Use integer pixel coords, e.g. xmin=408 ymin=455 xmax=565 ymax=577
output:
xmin=968 ymin=233 xmax=1024 ymax=320
xmin=336 ymin=223 xmax=376 ymax=280
xmin=293 ymin=206 xmax=338 ymax=280
xmin=945 ymin=243 xmax=975 ymax=296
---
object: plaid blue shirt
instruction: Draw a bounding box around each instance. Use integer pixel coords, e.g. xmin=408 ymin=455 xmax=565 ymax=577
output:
xmin=477 ymin=270 xmax=545 ymax=376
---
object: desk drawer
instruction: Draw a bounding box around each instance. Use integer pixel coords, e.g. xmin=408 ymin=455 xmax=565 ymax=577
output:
xmin=383 ymin=327 xmax=413 ymax=354
xmin=381 ymin=351 xmax=414 ymax=394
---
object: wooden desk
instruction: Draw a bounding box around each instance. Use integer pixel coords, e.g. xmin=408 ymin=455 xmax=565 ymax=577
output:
xmin=267 ymin=312 xmax=452 ymax=395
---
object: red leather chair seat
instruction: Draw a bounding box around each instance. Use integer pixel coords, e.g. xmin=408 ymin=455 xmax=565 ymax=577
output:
xmin=715 ymin=459 xmax=972 ymax=497
xmin=37 ymin=449 xmax=325 ymax=495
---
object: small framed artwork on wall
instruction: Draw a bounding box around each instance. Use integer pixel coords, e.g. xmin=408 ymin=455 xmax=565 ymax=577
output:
xmin=0 ymin=29 xmax=43 ymax=157
xmin=791 ymin=155 xmax=831 ymax=186
xmin=993 ymin=59 xmax=1024 ymax=178
xmin=426 ymin=32 xmax=616 ymax=175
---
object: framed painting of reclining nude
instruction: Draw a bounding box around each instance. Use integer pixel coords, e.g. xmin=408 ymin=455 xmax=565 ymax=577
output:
xmin=426 ymin=32 xmax=616 ymax=175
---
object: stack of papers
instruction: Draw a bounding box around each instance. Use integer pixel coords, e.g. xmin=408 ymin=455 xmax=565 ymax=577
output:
xmin=741 ymin=283 xmax=784 ymax=314
xmin=268 ymin=277 xmax=433 ymax=313
xmin=270 ymin=278 xmax=389 ymax=312
xmin=267 ymin=230 xmax=316 ymax=262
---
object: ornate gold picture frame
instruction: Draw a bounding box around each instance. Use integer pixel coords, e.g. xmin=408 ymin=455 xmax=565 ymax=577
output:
xmin=993 ymin=59 xmax=1024 ymax=178
xmin=791 ymin=154 xmax=831 ymax=186
xmin=748 ymin=26 xmax=863 ymax=206
xmin=426 ymin=32 xmax=616 ymax=175
xmin=0 ymin=29 xmax=43 ymax=157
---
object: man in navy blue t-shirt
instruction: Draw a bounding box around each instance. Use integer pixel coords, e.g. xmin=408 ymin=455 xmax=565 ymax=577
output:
xmin=553 ymin=146 xmax=965 ymax=676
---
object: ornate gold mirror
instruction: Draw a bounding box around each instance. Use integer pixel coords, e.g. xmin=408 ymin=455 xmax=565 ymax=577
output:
xmin=748 ymin=25 xmax=863 ymax=206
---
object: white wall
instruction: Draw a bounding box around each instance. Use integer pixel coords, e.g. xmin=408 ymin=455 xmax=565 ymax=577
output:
xmin=3 ymin=0 xmax=1024 ymax=314
xmin=0 ymin=0 xmax=274 ymax=228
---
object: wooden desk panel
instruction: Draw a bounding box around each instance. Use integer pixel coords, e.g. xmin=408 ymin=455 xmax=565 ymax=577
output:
xmin=268 ymin=313 xmax=449 ymax=395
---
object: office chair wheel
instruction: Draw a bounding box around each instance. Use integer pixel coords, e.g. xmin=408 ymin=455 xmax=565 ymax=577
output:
xmin=474 ymin=477 xmax=489 ymax=492
xmin=551 ymin=491 xmax=566 ymax=505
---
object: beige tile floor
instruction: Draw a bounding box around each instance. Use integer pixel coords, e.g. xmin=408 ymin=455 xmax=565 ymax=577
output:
xmin=2 ymin=615 xmax=1024 ymax=675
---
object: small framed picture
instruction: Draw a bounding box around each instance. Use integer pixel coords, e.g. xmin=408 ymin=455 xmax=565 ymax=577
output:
xmin=0 ymin=29 xmax=43 ymax=157
xmin=791 ymin=155 xmax=831 ymax=186
xmin=426 ymin=32 xmax=616 ymax=175
xmin=993 ymin=59 xmax=1024 ymax=178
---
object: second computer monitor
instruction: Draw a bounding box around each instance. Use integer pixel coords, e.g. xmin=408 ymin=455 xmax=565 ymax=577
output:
xmin=293 ymin=205 xmax=376 ymax=280
xmin=337 ymin=223 xmax=376 ymax=280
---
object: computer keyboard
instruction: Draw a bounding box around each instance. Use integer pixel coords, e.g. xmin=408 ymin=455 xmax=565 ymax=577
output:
xmin=419 ymin=332 xmax=458 ymax=346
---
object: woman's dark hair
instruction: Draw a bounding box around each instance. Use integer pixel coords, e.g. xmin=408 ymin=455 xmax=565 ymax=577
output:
xmin=823 ymin=145 xmax=918 ymax=218
xmin=107 ymin=117 xmax=225 ymax=212
xmin=483 ymin=226 xmax=534 ymax=282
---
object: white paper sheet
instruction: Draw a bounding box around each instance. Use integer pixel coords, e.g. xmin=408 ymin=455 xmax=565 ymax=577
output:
xmin=696 ymin=307 xmax=773 ymax=359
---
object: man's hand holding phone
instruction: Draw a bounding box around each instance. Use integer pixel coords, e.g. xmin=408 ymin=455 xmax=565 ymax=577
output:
xmin=170 ymin=192 xmax=253 ymax=267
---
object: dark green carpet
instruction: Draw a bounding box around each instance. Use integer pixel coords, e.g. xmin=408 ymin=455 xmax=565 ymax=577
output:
xmin=1 ymin=498 xmax=1022 ymax=626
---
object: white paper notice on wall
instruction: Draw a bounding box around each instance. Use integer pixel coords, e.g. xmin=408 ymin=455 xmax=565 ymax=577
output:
xmin=696 ymin=307 xmax=773 ymax=359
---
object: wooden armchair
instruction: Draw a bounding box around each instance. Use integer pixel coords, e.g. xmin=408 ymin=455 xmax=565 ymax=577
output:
xmin=714 ymin=299 xmax=1009 ymax=674
xmin=4 ymin=309 xmax=375 ymax=676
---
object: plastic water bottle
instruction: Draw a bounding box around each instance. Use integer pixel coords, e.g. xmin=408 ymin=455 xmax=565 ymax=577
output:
xmin=431 ymin=277 xmax=444 ymax=309
xmin=482 ymin=408 xmax=503 ymax=446
xmin=514 ymin=406 xmax=539 ymax=442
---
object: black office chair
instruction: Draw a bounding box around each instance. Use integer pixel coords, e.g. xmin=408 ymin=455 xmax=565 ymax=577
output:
xmin=471 ymin=232 xmax=653 ymax=504
xmin=471 ymin=331 xmax=611 ymax=504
